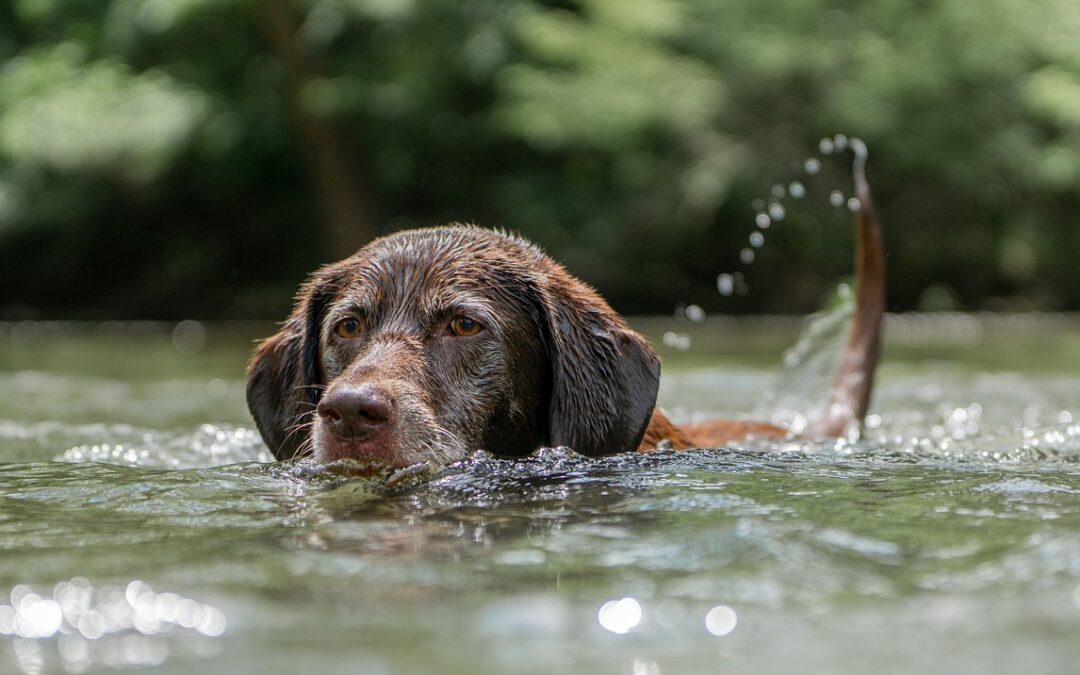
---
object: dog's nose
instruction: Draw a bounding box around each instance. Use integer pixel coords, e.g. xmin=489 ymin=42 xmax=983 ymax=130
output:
xmin=317 ymin=384 xmax=393 ymax=441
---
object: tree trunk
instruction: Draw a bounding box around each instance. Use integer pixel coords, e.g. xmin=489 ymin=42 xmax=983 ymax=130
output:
xmin=257 ymin=0 xmax=374 ymax=259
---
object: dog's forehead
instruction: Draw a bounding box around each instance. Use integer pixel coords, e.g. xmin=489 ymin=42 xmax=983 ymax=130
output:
xmin=371 ymin=226 xmax=539 ymax=264
xmin=346 ymin=226 xmax=543 ymax=310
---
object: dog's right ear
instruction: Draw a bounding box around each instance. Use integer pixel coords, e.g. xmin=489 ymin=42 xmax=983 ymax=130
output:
xmin=532 ymin=267 xmax=661 ymax=456
xmin=246 ymin=269 xmax=343 ymax=460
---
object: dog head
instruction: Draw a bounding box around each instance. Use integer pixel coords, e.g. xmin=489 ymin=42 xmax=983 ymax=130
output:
xmin=246 ymin=226 xmax=660 ymax=467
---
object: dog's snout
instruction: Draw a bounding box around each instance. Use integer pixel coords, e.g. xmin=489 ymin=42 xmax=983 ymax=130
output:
xmin=317 ymin=384 xmax=394 ymax=441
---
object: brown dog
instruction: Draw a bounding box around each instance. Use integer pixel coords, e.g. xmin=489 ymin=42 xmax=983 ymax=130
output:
xmin=246 ymin=162 xmax=884 ymax=467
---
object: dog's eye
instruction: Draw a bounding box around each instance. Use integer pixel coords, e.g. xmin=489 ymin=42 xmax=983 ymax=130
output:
xmin=448 ymin=317 xmax=483 ymax=337
xmin=335 ymin=318 xmax=362 ymax=339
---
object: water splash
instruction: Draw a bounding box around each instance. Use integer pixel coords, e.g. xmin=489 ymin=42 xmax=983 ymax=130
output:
xmin=716 ymin=134 xmax=869 ymax=294
xmin=752 ymin=287 xmax=855 ymax=435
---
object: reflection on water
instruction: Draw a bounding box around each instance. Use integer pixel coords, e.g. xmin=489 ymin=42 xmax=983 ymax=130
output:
xmin=1 ymin=320 xmax=1080 ymax=673
xmin=0 ymin=579 xmax=224 ymax=674
xmin=597 ymin=597 xmax=642 ymax=634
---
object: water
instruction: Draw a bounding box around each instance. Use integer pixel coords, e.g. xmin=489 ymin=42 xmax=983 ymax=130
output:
xmin=2 ymin=318 xmax=1080 ymax=674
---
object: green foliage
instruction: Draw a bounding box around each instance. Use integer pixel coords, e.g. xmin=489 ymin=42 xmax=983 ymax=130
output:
xmin=0 ymin=0 xmax=1078 ymax=318
xmin=497 ymin=0 xmax=723 ymax=151
xmin=0 ymin=46 xmax=208 ymax=180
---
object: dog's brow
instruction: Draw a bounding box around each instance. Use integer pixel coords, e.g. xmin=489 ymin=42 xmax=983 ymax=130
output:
xmin=326 ymin=300 xmax=372 ymax=322
xmin=424 ymin=296 xmax=499 ymax=327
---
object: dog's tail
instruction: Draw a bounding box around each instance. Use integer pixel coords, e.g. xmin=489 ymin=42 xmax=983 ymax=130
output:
xmin=810 ymin=143 xmax=886 ymax=437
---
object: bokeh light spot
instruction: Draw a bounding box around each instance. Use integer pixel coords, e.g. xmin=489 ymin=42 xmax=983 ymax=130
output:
xmin=598 ymin=597 xmax=642 ymax=634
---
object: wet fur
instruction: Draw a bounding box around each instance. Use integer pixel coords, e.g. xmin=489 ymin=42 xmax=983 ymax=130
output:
xmin=247 ymin=227 xmax=660 ymax=465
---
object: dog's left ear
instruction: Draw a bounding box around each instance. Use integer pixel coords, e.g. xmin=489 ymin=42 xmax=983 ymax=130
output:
xmin=246 ymin=268 xmax=343 ymax=460
xmin=536 ymin=271 xmax=661 ymax=456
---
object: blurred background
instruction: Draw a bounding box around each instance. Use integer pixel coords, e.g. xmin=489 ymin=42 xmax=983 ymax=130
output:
xmin=0 ymin=0 xmax=1078 ymax=320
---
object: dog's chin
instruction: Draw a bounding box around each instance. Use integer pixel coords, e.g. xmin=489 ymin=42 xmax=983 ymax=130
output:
xmin=311 ymin=422 xmax=466 ymax=469
xmin=313 ymin=433 xmax=397 ymax=467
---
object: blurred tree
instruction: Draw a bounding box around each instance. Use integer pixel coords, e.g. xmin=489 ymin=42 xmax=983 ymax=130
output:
xmin=0 ymin=0 xmax=1077 ymax=319
xmin=257 ymin=0 xmax=373 ymax=257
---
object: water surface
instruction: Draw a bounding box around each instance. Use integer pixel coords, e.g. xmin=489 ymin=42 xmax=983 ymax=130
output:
xmin=1 ymin=317 xmax=1079 ymax=674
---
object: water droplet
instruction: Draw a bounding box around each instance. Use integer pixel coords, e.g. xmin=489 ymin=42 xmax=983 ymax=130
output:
xmin=717 ymin=273 xmax=734 ymax=296
xmin=740 ymin=248 xmax=755 ymax=264
xmin=661 ymin=331 xmax=691 ymax=350
xmin=755 ymin=212 xmax=770 ymax=229
xmin=850 ymin=137 xmax=867 ymax=160
xmin=833 ymin=133 xmax=848 ymax=151
xmin=829 ymin=190 xmax=844 ymax=207
xmin=685 ymin=304 xmax=706 ymax=323
xmin=819 ymin=138 xmax=835 ymax=155
xmin=749 ymin=231 xmax=764 ymax=248
xmin=771 ymin=183 xmax=785 ymax=199
xmin=789 ymin=181 xmax=805 ymax=198
xmin=804 ymin=158 xmax=821 ymax=175
xmin=768 ymin=203 xmax=785 ymax=221
xmin=847 ymin=197 xmax=861 ymax=212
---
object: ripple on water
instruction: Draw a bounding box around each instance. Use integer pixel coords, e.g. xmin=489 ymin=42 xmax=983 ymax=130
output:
xmin=2 ymin=440 xmax=1080 ymax=673
xmin=3 ymin=323 xmax=1080 ymax=672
